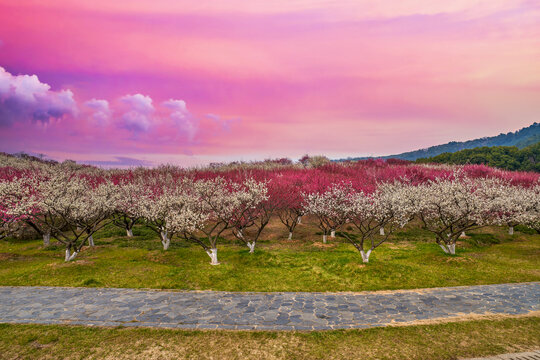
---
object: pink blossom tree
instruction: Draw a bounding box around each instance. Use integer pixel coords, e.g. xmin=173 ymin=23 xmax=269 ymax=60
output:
xmin=229 ymin=178 xmax=271 ymax=253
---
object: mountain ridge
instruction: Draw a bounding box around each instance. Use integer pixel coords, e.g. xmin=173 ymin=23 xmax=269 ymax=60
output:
xmin=337 ymin=122 xmax=540 ymax=162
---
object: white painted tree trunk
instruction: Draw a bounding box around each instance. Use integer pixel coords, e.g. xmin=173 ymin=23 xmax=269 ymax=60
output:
xmin=330 ymin=230 xmax=335 ymax=238
xmin=360 ymin=249 xmax=372 ymax=263
xmin=65 ymin=249 xmax=78 ymax=262
xmin=448 ymin=243 xmax=456 ymax=255
xmin=206 ymin=248 xmax=219 ymax=265
xmin=460 ymin=232 xmax=466 ymax=238
xmin=247 ymin=242 xmax=256 ymax=253
xmin=88 ymin=235 xmax=95 ymax=247
xmin=43 ymin=232 xmax=50 ymax=247
xmin=380 ymin=227 xmax=385 ymax=236
xmin=508 ymin=226 xmax=514 ymax=235
xmin=237 ymin=230 xmax=244 ymax=238
xmin=126 ymin=229 xmax=133 ymax=237
xmin=439 ymin=244 xmax=450 ymax=254
xmin=297 ymin=216 xmax=302 ymax=224
xmin=288 ymin=232 xmax=293 ymax=240
xmin=322 ymin=234 xmax=327 ymax=244
xmin=160 ymin=231 xmax=170 ymax=250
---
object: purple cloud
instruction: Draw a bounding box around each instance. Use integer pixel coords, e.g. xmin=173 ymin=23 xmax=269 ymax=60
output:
xmin=205 ymin=113 xmax=239 ymax=132
xmin=0 ymin=66 xmax=77 ymax=126
xmin=85 ymin=98 xmax=111 ymax=125
xmin=163 ymin=99 xmax=198 ymax=140
xmin=119 ymin=94 xmax=154 ymax=132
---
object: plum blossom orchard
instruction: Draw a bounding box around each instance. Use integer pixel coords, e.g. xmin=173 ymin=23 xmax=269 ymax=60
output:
xmin=0 ymin=154 xmax=538 ymax=263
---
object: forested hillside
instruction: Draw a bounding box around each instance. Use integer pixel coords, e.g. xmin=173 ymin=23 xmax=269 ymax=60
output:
xmin=339 ymin=122 xmax=539 ymax=161
xmin=416 ymin=142 xmax=540 ymax=172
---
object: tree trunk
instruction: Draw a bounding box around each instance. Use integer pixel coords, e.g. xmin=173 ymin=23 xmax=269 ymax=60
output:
xmin=380 ymin=227 xmax=385 ymax=236
xmin=288 ymin=232 xmax=293 ymax=240
xmin=508 ymin=226 xmax=514 ymax=235
xmin=359 ymin=249 xmax=372 ymax=263
xmin=160 ymin=231 xmax=170 ymax=250
xmin=330 ymin=230 xmax=335 ymax=238
xmin=88 ymin=235 xmax=95 ymax=247
xmin=237 ymin=230 xmax=244 ymax=238
xmin=448 ymin=243 xmax=456 ymax=255
xmin=439 ymin=244 xmax=450 ymax=254
xmin=206 ymin=248 xmax=219 ymax=265
xmin=322 ymin=234 xmax=327 ymax=244
xmin=459 ymin=232 xmax=466 ymax=238
xmin=43 ymin=232 xmax=50 ymax=247
xmin=247 ymin=242 xmax=256 ymax=253
xmin=297 ymin=216 xmax=302 ymax=224
xmin=126 ymin=228 xmax=133 ymax=237
xmin=65 ymin=248 xmax=78 ymax=262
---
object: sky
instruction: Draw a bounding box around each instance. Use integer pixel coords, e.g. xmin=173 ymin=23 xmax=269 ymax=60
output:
xmin=0 ymin=0 xmax=539 ymax=167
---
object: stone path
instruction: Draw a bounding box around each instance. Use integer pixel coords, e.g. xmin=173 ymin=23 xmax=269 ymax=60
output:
xmin=0 ymin=282 xmax=538 ymax=331
xmin=464 ymin=350 xmax=540 ymax=360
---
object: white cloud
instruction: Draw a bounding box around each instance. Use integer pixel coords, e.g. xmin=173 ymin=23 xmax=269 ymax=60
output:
xmin=163 ymin=99 xmax=198 ymax=140
xmin=0 ymin=66 xmax=77 ymax=126
xmin=119 ymin=94 xmax=154 ymax=132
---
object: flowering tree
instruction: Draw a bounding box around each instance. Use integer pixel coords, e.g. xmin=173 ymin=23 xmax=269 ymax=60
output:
xmin=230 ymin=179 xmax=270 ymax=253
xmin=0 ymin=176 xmax=38 ymax=240
xmin=112 ymin=181 xmax=144 ymax=237
xmin=415 ymin=175 xmax=496 ymax=255
xmin=275 ymin=176 xmax=306 ymax=240
xmin=0 ymin=170 xmax=72 ymax=246
xmin=303 ymin=182 xmax=355 ymax=243
xmin=138 ymin=178 xmax=204 ymax=250
xmin=472 ymin=178 xmax=524 ymax=235
xmin=181 ymin=177 xmax=266 ymax=264
xmin=36 ymin=170 xmax=119 ymax=261
xmin=342 ymin=182 xmax=415 ymax=263
xmin=514 ymin=185 xmax=540 ymax=233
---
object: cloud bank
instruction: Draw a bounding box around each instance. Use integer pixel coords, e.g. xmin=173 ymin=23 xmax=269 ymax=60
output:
xmin=0 ymin=67 xmax=77 ymax=126
xmin=0 ymin=66 xmax=238 ymax=156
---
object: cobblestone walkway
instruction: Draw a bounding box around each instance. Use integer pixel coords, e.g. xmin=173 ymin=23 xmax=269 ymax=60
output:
xmin=464 ymin=350 xmax=540 ymax=360
xmin=0 ymin=282 xmax=538 ymax=330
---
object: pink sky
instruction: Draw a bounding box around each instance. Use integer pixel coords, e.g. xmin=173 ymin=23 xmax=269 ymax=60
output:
xmin=0 ymin=0 xmax=539 ymax=166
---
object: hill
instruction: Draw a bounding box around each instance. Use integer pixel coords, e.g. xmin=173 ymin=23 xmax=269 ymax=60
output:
xmin=416 ymin=142 xmax=540 ymax=172
xmin=338 ymin=122 xmax=539 ymax=161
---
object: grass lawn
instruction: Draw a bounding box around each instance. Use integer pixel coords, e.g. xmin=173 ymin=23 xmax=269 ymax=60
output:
xmin=0 ymin=218 xmax=538 ymax=292
xmin=0 ymin=316 xmax=538 ymax=359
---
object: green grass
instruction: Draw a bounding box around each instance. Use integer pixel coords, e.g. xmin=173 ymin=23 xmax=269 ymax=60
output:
xmin=0 ymin=219 xmax=538 ymax=292
xmin=0 ymin=316 xmax=538 ymax=359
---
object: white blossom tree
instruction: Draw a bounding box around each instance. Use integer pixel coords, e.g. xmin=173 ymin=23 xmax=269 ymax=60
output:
xmin=138 ymin=178 xmax=204 ymax=250
xmin=0 ymin=176 xmax=39 ymax=240
xmin=303 ymin=183 xmax=355 ymax=243
xmin=415 ymin=175 xmax=496 ymax=255
xmin=341 ymin=182 xmax=415 ymax=263
xmin=112 ymin=181 xmax=144 ymax=237
xmin=515 ymin=185 xmax=540 ymax=233
xmin=37 ymin=171 xmax=119 ymax=261
xmin=182 ymin=177 xmax=266 ymax=265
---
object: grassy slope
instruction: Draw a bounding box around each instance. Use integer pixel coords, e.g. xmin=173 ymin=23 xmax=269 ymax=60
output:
xmin=0 ymin=317 xmax=538 ymax=359
xmin=0 ymin=218 xmax=538 ymax=292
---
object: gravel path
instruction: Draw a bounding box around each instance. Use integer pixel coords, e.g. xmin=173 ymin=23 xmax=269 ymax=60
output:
xmin=0 ymin=282 xmax=538 ymax=330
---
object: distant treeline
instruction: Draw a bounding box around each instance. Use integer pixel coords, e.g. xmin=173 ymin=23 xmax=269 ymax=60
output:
xmin=416 ymin=142 xmax=540 ymax=172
